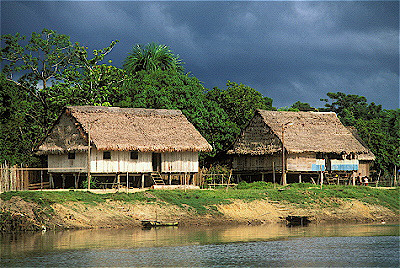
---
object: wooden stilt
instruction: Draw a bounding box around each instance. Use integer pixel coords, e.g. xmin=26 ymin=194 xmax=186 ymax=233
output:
xmin=61 ymin=174 xmax=65 ymax=189
xmin=117 ymin=173 xmax=120 ymax=191
xmin=126 ymin=172 xmax=129 ymax=192
xmin=74 ymin=174 xmax=78 ymax=189
xmin=298 ymin=173 xmax=302 ymax=183
xmin=320 ymin=169 xmax=323 ymax=189
xmin=141 ymin=174 xmax=145 ymax=189
xmin=49 ymin=173 xmax=54 ymax=188
xmin=272 ymin=162 xmax=276 ymax=185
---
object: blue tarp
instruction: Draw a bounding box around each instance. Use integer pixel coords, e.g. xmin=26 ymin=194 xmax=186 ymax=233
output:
xmin=331 ymin=164 xmax=358 ymax=171
xmin=311 ymin=164 xmax=325 ymax=171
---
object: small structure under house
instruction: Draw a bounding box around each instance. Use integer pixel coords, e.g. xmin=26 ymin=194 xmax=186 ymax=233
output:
xmin=35 ymin=106 xmax=212 ymax=189
xmin=227 ymin=110 xmax=375 ymax=185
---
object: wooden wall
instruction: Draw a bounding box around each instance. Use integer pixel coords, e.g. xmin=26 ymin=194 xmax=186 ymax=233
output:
xmin=232 ymin=154 xmax=282 ymax=171
xmin=287 ymin=153 xmax=324 ymax=172
xmin=358 ymin=161 xmax=371 ymax=177
xmin=162 ymin=152 xmax=198 ymax=173
xmin=48 ymin=153 xmax=87 ymax=173
xmin=48 ymin=150 xmax=199 ymax=173
xmin=91 ymin=150 xmax=152 ymax=173
xmin=233 ymin=152 xmax=325 ymax=172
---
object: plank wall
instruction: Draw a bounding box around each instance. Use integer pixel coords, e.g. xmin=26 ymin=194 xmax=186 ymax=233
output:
xmin=287 ymin=153 xmax=322 ymax=171
xmin=48 ymin=150 xmax=199 ymax=173
xmin=232 ymin=155 xmax=282 ymax=171
xmin=162 ymin=152 xmax=199 ymax=173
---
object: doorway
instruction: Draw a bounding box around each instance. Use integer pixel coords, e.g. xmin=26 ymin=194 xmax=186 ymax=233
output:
xmin=152 ymin=153 xmax=161 ymax=172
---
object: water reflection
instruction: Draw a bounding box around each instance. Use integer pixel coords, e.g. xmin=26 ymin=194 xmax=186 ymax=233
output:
xmin=1 ymin=223 xmax=398 ymax=258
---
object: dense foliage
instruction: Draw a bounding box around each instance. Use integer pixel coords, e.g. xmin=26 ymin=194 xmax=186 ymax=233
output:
xmin=1 ymin=29 xmax=398 ymax=177
xmin=321 ymin=92 xmax=400 ymax=178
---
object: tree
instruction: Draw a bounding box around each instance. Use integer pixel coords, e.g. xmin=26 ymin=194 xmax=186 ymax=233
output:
xmin=51 ymin=63 xmax=125 ymax=107
xmin=0 ymin=73 xmax=41 ymax=165
xmin=291 ymin=101 xmax=317 ymax=112
xmin=119 ymin=70 xmax=237 ymax=159
xmin=1 ymin=29 xmax=119 ymax=129
xmin=123 ymin=43 xmax=183 ymax=75
xmin=321 ymin=92 xmax=399 ymax=177
xmin=0 ymin=29 xmax=120 ymax=165
xmin=206 ymin=81 xmax=275 ymax=131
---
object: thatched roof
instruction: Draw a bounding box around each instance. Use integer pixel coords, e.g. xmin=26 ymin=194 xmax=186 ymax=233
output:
xmin=37 ymin=106 xmax=212 ymax=154
xmin=228 ymin=110 xmax=373 ymax=156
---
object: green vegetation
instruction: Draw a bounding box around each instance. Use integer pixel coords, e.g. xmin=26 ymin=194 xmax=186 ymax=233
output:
xmin=321 ymin=92 xmax=399 ymax=178
xmin=265 ymin=183 xmax=400 ymax=211
xmin=1 ymin=183 xmax=398 ymax=215
xmin=0 ymin=190 xmax=156 ymax=207
xmin=1 ymin=28 xmax=398 ymax=174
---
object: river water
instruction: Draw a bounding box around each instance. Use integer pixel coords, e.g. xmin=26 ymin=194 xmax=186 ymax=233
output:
xmin=1 ymin=223 xmax=399 ymax=267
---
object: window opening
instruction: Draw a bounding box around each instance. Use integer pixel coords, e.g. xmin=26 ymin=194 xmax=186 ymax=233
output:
xmin=103 ymin=151 xmax=111 ymax=160
xmin=130 ymin=151 xmax=138 ymax=160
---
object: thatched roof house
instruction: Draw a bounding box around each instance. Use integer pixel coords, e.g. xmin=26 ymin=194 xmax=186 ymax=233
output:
xmin=228 ymin=110 xmax=375 ymax=181
xmin=228 ymin=110 xmax=373 ymax=157
xmin=36 ymin=106 xmax=212 ymax=176
xmin=37 ymin=106 xmax=212 ymax=154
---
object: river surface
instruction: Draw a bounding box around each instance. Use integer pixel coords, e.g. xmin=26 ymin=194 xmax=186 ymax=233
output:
xmin=1 ymin=223 xmax=399 ymax=267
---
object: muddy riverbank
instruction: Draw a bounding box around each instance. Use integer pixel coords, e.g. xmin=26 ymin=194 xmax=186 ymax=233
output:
xmin=1 ymin=186 xmax=398 ymax=232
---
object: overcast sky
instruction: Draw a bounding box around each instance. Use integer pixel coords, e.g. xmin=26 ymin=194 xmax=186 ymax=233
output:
xmin=1 ymin=1 xmax=399 ymax=109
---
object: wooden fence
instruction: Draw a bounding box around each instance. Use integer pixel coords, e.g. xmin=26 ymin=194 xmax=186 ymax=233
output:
xmin=0 ymin=163 xmax=30 ymax=193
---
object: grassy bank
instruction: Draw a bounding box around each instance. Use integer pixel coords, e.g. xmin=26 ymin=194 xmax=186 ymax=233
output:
xmin=1 ymin=183 xmax=399 ymax=215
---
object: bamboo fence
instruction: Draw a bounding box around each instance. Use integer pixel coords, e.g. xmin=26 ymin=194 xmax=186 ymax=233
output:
xmin=0 ymin=163 xmax=30 ymax=193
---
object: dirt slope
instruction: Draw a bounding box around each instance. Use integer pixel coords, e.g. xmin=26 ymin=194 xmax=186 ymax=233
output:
xmin=1 ymin=196 xmax=397 ymax=232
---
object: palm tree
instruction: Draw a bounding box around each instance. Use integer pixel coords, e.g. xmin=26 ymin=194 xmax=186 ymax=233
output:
xmin=123 ymin=43 xmax=184 ymax=75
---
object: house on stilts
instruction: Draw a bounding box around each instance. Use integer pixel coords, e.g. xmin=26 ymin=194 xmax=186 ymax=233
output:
xmin=35 ymin=106 xmax=212 ymax=189
xmin=227 ymin=110 xmax=375 ymax=185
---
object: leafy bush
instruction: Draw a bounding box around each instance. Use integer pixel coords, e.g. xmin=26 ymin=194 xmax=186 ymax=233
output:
xmin=81 ymin=177 xmax=99 ymax=189
xmin=237 ymin=181 xmax=275 ymax=189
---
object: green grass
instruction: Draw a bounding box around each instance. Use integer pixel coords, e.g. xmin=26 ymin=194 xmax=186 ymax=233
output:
xmin=262 ymin=183 xmax=400 ymax=211
xmin=0 ymin=190 xmax=156 ymax=207
xmin=1 ymin=183 xmax=398 ymax=215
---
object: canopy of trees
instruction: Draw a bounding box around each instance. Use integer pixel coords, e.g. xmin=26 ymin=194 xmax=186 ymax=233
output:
xmin=1 ymin=29 xmax=398 ymax=177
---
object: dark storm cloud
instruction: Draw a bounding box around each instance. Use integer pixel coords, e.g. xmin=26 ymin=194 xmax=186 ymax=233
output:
xmin=1 ymin=1 xmax=398 ymax=109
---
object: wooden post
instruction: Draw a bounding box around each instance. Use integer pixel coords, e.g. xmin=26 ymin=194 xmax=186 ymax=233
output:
xmin=62 ymin=174 xmax=65 ymax=189
xmin=261 ymin=173 xmax=265 ymax=182
xmin=298 ymin=173 xmax=302 ymax=183
xmin=226 ymin=170 xmax=232 ymax=192
xmin=320 ymin=169 xmax=323 ymax=189
xmin=74 ymin=174 xmax=78 ymax=189
xmin=184 ymin=173 xmax=187 ymax=192
xmin=281 ymin=126 xmax=286 ymax=185
xmin=87 ymin=123 xmax=91 ymax=190
xmin=49 ymin=173 xmax=54 ymax=188
xmin=141 ymin=174 xmax=145 ymax=189
xmin=117 ymin=173 xmax=120 ymax=191
xmin=126 ymin=172 xmax=129 ymax=192
xmin=272 ymin=161 xmax=276 ymax=185
xmin=40 ymin=170 xmax=43 ymax=190
xmin=168 ymin=173 xmax=171 ymax=185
